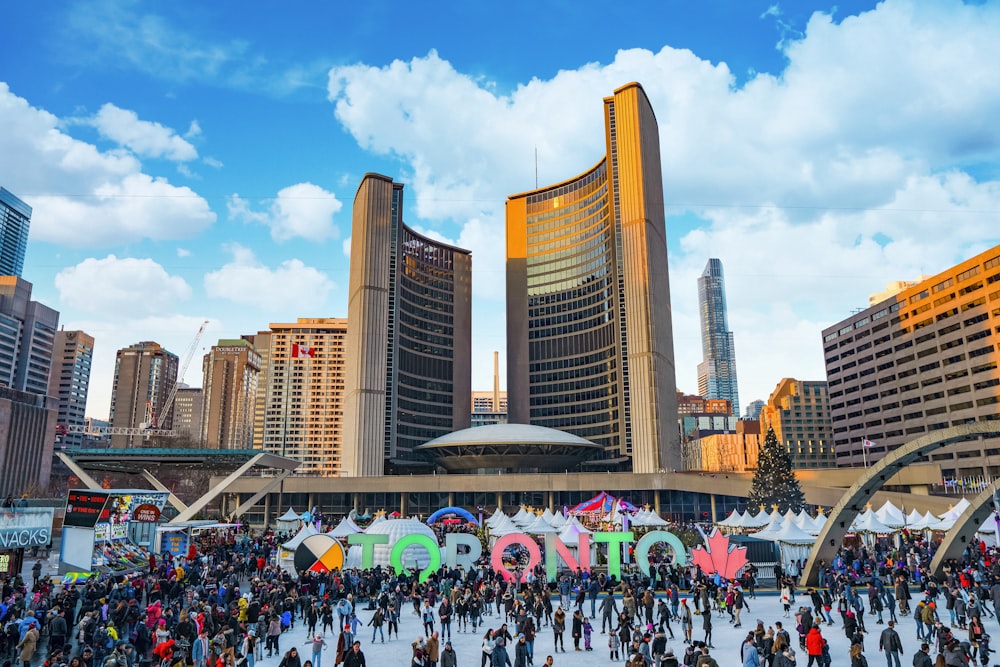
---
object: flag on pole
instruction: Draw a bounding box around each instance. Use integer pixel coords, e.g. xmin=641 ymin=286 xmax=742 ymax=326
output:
xmin=863 ymin=438 xmax=876 ymax=448
xmin=291 ymin=343 xmax=315 ymax=358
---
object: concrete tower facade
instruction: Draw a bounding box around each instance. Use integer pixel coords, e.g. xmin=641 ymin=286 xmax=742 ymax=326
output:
xmin=0 ymin=277 xmax=59 ymax=397
xmin=47 ymin=330 xmax=94 ymax=449
xmin=342 ymin=174 xmax=472 ymax=476
xmin=108 ymin=342 xmax=179 ymax=448
xmin=262 ymin=319 xmax=347 ymax=476
xmin=200 ymin=339 xmax=261 ymax=450
xmin=506 ymin=83 xmax=679 ymax=473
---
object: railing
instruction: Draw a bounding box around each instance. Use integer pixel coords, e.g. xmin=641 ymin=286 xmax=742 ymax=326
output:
xmin=0 ymin=506 xmax=55 ymax=530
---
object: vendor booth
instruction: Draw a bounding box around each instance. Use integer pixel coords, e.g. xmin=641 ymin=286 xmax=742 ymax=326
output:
xmin=60 ymin=489 xmax=169 ymax=575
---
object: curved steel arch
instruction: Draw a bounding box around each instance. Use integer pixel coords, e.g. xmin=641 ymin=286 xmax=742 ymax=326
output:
xmin=801 ymin=422 xmax=1000 ymax=586
xmin=929 ymin=481 xmax=1000 ymax=575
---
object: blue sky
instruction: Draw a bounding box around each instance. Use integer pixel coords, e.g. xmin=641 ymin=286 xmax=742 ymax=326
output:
xmin=2 ymin=0 xmax=999 ymax=419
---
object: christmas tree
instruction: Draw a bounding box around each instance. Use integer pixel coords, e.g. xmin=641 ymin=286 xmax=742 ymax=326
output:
xmin=748 ymin=425 xmax=804 ymax=513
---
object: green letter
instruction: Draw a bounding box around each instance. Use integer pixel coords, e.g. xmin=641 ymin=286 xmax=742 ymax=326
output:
xmin=389 ymin=534 xmax=441 ymax=582
xmin=347 ymin=533 xmax=388 ymax=570
xmin=593 ymin=532 xmax=633 ymax=581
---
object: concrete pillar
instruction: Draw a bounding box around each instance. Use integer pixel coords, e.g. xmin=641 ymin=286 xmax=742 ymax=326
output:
xmin=263 ymin=493 xmax=271 ymax=529
xmin=352 ymin=493 xmax=360 ymax=512
xmin=448 ymin=492 xmax=455 ymax=507
xmin=709 ymin=494 xmax=717 ymax=524
xmin=496 ymin=491 xmax=503 ymax=512
xmin=654 ymin=490 xmax=660 ymax=514
xmin=546 ymin=491 xmax=553 ymax=511
xmin=400 ymin=493 xmax=408 ymax=517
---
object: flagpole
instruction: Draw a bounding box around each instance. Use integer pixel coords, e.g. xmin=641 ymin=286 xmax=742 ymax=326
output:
xmin=861 ymin=437 xmax=869 ymax=469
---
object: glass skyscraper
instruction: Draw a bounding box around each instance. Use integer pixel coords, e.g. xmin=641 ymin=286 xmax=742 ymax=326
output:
xmin=697 ymin=258 xmax=740 ymax=416
xmin=506 ymin=83 xmax=680 ymax=474
xmin=0 ymin=187 xmax=31 ymax=278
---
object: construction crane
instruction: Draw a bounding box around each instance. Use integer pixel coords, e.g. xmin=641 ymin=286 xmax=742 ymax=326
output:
xmin=57 ymin=320 xmax=210 ymax=442
xmin=149 ymin=319 xmax=209 ymax=430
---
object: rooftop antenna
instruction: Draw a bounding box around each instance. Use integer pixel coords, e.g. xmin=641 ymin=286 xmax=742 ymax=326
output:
xmin=535 ymin=146 xmax=538 ymax=189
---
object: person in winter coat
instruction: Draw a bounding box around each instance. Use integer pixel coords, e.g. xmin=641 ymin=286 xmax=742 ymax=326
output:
xmin=16 ymin=620 xmax=39 ymax=667
xmin=911 ymin=643 xmax=932 ymax=667
xmin=571 ymin=609 xmax=584 ymax=651
xmin=514 ymin=635 xmax=530 ymax=667
xmin=278 ymin=647 xmax=301 ymax=667
xmin=440 ymin=640 xmax=457 ymax=667
xmin=804 ymin=626 xmax=823 ymax=666
xmin=491 ymin=637 xmax=512 ymax=667
xmin=341 ymin=642 xmax=365 ymax=667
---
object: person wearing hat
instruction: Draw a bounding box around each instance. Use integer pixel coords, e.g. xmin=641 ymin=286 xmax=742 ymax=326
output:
xmin=16 ymin=619 xmax=39 ymax=667
xmin=491 ymin=637 xmax=512 ymax=667
xmin=440 ymin=640 xmax=457 ymax=667
xmin=514 ymin=634 xmax=529 ymax=667
xmin=661 ymin=646 xmax=679 ymax=667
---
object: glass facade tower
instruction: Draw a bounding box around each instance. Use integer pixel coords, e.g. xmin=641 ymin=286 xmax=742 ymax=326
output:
xmin=506 ymin=83 xmax=680 ymax=473
xmin=0 ymin=187 xmax=31 ymax=278
xmin=696 ymin=258 xmax=740 ymax=416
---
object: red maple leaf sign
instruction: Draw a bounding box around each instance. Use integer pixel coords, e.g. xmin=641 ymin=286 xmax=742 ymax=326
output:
xmin=690 ymin=528 xmax=749 ymax=579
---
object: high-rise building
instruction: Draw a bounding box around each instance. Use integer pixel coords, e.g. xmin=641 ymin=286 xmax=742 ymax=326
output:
xmin=697 ymin=258 xmax=740 ymax=417
xmin=506 ymin=83 xmax=680 ymax=474
xmin=200 ymin=339 xmax=261 ymax=450
xmin=0 ymin=276 xmax=59 ymax=395
xmin=172 ymin=386 xmax=203 ymax=442
xmin=743 ymin=399 xmax=765 ymax=421
xmin=0 ymin=187 xmax=31 ymax=278
xmin=342 ymin=174 xmax=472 ymax=477
xmin=245 ymin=331 xmax=271 ymax=450
xmin=263 ymin=318 xmax=347 ymax=476
xmin=47 ymin=330 xmax=94 ymax=449
xmin=760 ymin=378 xmax=836 ymax=468
xmin=108 ymin=341 xmax=179 ymax=448
xmin=681 ymin=420 xmax=761 ymax=473
xmin=823 ymin=244 xmax=1000 ymax=471
xmin=0 ymin=386 xmax=57 ymax=498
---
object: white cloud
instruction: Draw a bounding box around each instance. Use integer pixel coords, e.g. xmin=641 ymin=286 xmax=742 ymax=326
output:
xmin=90 ymin=103 xmax=198 ymax=161
xmin=176 ymin=248 xmax=191 ymax=258
xmin=185 ymin=120 xmax=202 ymax=139
xmin=324 ymin=0 xmax=1000 ymax=402
xmin=202 ymin=156 xmax=223 ymax=168
xmin=228 ymin=182 xmax=343 ymax=242
xmin=342 ymin=236 xmax=352 ymax=258
xmin=54 ymin=255 xmax=192 ymax=316
xmin=0 ymin=83 xmax=215 ymax=246
xmin=204 ymin=244 xmax=335 ymax=309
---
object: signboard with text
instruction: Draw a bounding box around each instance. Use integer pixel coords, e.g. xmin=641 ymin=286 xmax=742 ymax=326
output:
xmin=0 ymin=508 xmax=54 ymax=549
xmin=64 ymin=491 xmax=109 ymax=528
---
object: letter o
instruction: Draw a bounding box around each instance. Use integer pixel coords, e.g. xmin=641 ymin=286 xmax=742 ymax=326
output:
xmin=389 ymin=534 xmax=441 ymax=583
xmin=490 ymin=533 xmax=541 ymax=583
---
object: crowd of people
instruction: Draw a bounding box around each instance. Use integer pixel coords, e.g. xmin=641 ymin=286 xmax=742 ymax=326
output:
xmin=2 ymin=524 xmax=1000 ymax=667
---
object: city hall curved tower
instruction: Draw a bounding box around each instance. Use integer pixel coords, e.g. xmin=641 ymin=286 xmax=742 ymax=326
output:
xmin=342 ymin=173 xmax=472 ymax=476
xmin=506 ymin=83 xmax=679 ymax=473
